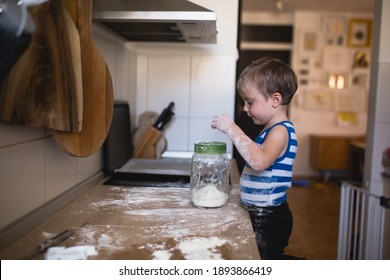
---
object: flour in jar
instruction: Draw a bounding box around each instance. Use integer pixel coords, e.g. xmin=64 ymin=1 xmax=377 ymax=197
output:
xmin=191 ymin=183 xmax=229 ymax=208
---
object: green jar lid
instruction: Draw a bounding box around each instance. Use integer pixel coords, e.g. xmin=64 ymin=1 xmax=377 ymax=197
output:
xmin=194 ymin=141 xmax=227 ymax=154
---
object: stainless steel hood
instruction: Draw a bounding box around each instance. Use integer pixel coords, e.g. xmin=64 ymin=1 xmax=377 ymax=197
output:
xmin=92 ymin=0 xmax=217 ymax=44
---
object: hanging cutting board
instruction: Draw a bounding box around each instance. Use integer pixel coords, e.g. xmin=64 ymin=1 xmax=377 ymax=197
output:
xmin=0 ymin=0 xmax=83 ymax=131
xmin=52 ymin=0 xmax=113 ymax=157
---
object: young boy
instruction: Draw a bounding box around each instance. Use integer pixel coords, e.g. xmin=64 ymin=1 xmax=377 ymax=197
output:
xmin=211 ymin=57 xmax=298 ymax=260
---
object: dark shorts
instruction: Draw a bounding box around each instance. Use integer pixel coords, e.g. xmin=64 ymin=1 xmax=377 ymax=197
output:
xmin=246 ymin=201 xmax=293 ymax=260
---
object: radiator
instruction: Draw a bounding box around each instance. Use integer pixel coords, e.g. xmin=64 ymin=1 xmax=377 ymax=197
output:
xmin=337 ymin=181 xmax=389 ymax=259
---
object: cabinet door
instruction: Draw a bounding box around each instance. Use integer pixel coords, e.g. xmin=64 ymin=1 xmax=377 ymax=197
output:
xmin=310 ymin=135 xmax=352 ymax=171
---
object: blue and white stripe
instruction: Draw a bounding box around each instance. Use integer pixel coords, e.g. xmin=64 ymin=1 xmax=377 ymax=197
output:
xmin=240 ymin=121 xmax=297 ymax=207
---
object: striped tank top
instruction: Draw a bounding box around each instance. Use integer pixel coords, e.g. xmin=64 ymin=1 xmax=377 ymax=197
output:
xmin=240 ymin=121 xmax=297 ymax=207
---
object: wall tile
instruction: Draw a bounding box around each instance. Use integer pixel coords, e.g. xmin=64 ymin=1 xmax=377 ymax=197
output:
xmin=147 ymin=56 xmax=191 ymax=118
xmin=126 ymin=52 xmax=138 ymax=128
xmin=94 ymin=34 xmax=117 ymax=88
xmin=164 ymin=117 xmax=189 ymax=151
xmin=0 ymin=123 xmax=44 ymax=148
xmin=135 ymin=55 xmax=149 ymax=119
xmin=46 ymin=138 xmax=77 ymax=201
xmin=0 ymin=140 xmax=46 ymax=229
xmin=77 ymin=149 xmax=103 ymax=183
xmin=190 ymin=56 xmax=236 ymax=118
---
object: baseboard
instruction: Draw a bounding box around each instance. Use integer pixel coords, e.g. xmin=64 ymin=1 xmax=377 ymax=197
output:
xmin=0 ymin=172 xmax=105 ymax=252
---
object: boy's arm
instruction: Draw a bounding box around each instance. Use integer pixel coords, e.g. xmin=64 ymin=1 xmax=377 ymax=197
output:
xmin=211 ymin=114 xmax=287 ymax=171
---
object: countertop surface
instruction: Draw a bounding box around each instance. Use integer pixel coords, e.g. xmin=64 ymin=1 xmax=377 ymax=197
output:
xmin=0 ymin=162 xmax=260 ymax=260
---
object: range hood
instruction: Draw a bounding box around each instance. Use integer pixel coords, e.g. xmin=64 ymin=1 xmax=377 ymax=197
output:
xmin=92 ymin=0 xmax=217 ymax=44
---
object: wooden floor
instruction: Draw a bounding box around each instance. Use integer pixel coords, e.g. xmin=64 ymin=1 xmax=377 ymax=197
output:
xmin=284 ymin=178 xmax=341 ymax=260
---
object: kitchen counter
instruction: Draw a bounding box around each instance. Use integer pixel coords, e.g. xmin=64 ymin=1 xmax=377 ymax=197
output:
xmin=0 ymin=161 xmax=260 ymax=260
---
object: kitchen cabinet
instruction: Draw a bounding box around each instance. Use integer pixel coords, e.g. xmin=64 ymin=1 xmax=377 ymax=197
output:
xmin=310 ymin=134 xmax=365 ymax=180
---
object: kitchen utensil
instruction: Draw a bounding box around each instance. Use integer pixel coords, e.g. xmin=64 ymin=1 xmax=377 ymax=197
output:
xmin=153 ymin=101 xmax=175 ymax=131
xmin=0 ymin=0 xmax=83 ymax=132
xmin=24 ymin=229 xmax=75 ymax=259
xmin=53 ymin=0 xmax=114 ymax=157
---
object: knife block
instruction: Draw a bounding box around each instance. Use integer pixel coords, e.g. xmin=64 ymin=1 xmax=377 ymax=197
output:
xmin=133 ymin=126 xmax=163 ymax=158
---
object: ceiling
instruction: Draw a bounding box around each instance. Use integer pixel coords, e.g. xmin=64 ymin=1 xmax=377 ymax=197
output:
xmin=241 ymin=0 xmax=375 ymax=13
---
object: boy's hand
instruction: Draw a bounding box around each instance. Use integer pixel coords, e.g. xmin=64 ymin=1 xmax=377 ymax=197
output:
xmin=211 ymin=114 xmax=234 ymax=134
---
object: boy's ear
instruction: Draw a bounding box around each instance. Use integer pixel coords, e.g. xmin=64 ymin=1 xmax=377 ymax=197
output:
xmin=271 ymin=92 xmax=283 ymax=107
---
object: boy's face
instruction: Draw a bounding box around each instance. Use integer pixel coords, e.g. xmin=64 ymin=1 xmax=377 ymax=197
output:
xmin=240 ymin=82 xmax=275 ymax=126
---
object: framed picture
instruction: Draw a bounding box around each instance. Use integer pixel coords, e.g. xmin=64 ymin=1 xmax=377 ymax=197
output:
xmin=304 ymin=90 xmax=333 ymax=110
xmin=323 ymin=48 xmax=350 ymax=72
xmin=334 ymin=90 xmax=361 ymax=111
xmin=348 ymin=18 xmax=372 ymax=47
xmin=299 ymin=29 xmax=320 ymax=54
xmin=337 ymin=112 xmax=358 ymax=126
xmin=352 ymin=50 xmax=369 ymax=68
xmin=323 ymin=16 xmax=347 ymax=46
xmin=350 ymin=72 xmax=369 ymax=89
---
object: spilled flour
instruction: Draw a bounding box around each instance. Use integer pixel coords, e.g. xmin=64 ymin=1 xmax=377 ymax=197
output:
xmin=62 ymin=186 xmax=252 ymax=259
xmin=177 ymin=236 xmax=228 ymax=260
xmin=144 ymin=236 xmax=230 ymax=260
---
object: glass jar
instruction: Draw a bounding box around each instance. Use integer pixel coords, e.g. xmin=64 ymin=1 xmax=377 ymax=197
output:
xmin=190 ymin=141 xmax=230 ymax=208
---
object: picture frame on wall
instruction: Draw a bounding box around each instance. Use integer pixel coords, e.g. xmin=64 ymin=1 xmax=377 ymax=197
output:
xmin=304 ymin=90 xmax=333 ymax=110
xmin=323 ymin=48 xmax=350 ymax=72
xmin=352 ymin=50 xmax=370 ymax=68
xmin=323 ymin=16 xmax=347 ymax=46
xmin=334 ymin=90 xmax=361 ymax=112
xmin=350 ymin=72 xmax=369 ymax=89
xmin=299 ymin=29 xmax=320 ymax=54
xmin=348 ymin=18 xmax=372 ymax=47
xmin=337 ymin=112 xmax=359 ymax=126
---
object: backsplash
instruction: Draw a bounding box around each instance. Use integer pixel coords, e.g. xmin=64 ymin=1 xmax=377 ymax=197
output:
xmin=0 ymin=126 xmax=102 ymax=230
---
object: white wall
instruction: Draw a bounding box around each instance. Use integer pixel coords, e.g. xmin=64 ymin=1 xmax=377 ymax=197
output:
xmin=131 ymin=0 xmax=239 ymax=155
xmin=364 ymin=0 xmax=390 ymax=258
xmin=365 ymin=0 xmax=390 ymax=195
xmin=290 ymin=11 xmax=373 ymax=176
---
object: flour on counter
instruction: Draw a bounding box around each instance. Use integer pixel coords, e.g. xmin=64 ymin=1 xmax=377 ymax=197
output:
xmin=66 ymin=186 xmax=252 ymax=259
xmin=88 ymin=187 xmax=191 ymax=212
xmin=178 ymin=236 xmax=227 ymax=260
xmin=191 ymin=184 xmax=228 ymax=208
xmin=75 ymin=225 xmax=126 ymax=252
xmin=152 ymin=250 xmax=172 ymax=260
xmin=146 ymin=236 xmax=229 ymax=260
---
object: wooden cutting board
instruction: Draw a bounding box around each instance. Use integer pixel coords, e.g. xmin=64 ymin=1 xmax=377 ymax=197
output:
xmin=53 ymin=0 xmax=113 ymax=157
xmin=0 ymin=0 xmax=83 ymax=132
